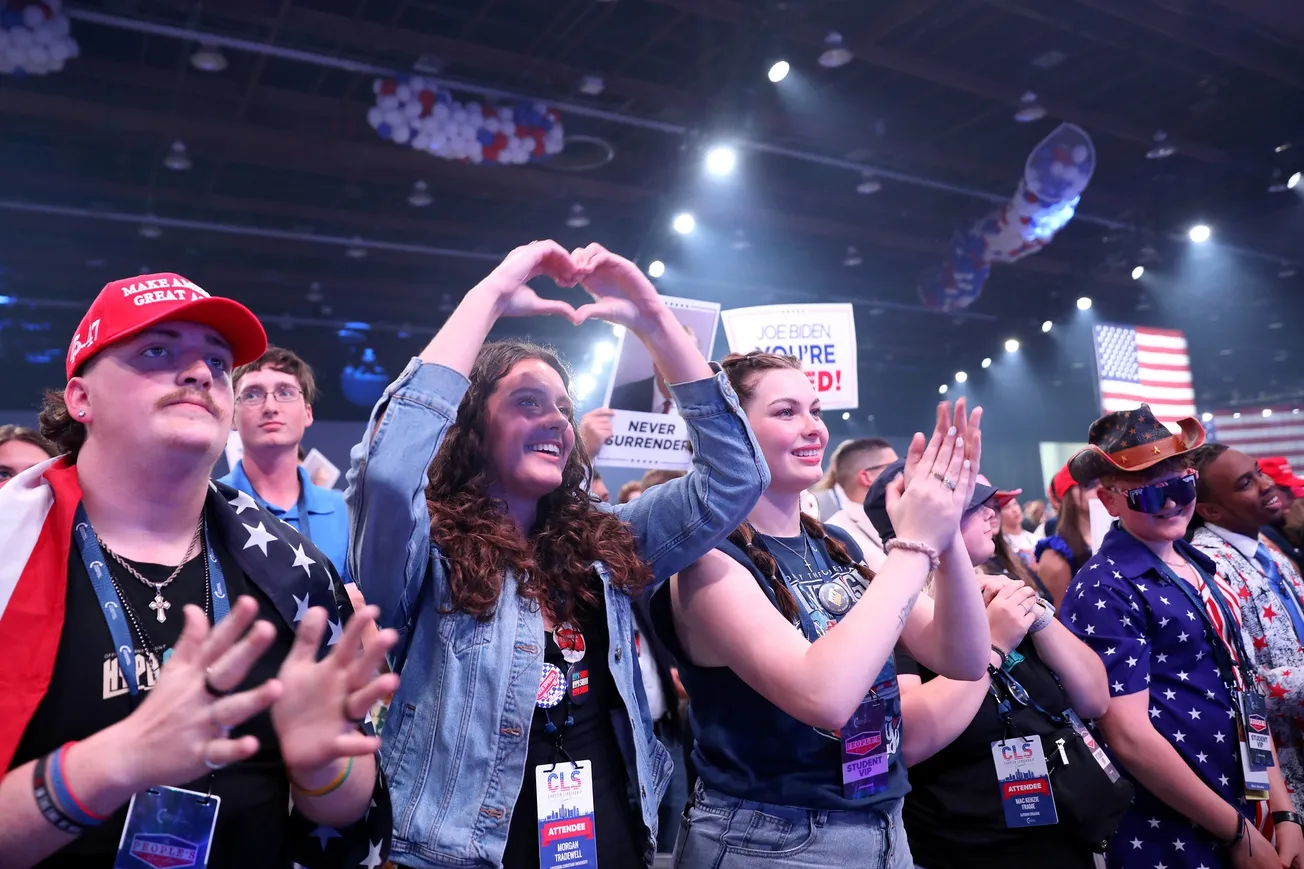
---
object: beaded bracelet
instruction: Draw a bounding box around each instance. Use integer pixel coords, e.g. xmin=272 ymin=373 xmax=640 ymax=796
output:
xmin=289 ymin=756 xmax=354 ymax=798
xmin=884 ymin=538 xmax=940 ymax=573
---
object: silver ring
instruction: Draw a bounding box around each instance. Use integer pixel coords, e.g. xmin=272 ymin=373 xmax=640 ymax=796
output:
xmin=203 ymin=750 xmax=226 ymax=771
xmin=942 ymin=477 xmax=958 ymax=491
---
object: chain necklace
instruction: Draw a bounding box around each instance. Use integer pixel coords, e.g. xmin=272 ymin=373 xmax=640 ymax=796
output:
xmin=98 ymin=518 xmax=203 ymax=623
xmin=763 ymin=528 xmax=814 ymax=572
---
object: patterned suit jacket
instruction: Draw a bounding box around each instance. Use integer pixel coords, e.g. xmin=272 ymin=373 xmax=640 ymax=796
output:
xmin=1192 ymin=525 xmax=1304 ymax=809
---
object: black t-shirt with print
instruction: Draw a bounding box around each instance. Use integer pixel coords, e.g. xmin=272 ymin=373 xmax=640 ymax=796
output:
xmin=10 ymin=520 xmax=296 ymax=869
xmin=896 ymin=639 xmax=1094 ymax=869
xmin=502 ymin=598 xmax=644 ymax=869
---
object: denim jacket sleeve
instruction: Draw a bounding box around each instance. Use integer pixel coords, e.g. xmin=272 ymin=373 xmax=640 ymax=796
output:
xmin=344 ymin=358 xmax=469 ymax=633
xmin=609 ymin=370 xmax=769 ymax=582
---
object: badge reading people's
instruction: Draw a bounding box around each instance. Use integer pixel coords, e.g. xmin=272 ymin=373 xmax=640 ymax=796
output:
xmin=114 ymin=786 xmax=219 ymax=869
xmin=840 ymin=696 xmax=889 ymax=799
xmin=535 ymin=760 xmax=597 ymax=869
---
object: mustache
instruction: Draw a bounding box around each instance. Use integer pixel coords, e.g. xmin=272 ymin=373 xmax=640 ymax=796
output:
xmin=157 ymin=388 xmax=220 ymax=418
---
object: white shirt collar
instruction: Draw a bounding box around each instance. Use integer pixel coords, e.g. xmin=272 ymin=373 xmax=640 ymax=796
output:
xmin=832 ymin=483 xmax=849 ymax=510
xmin=1204 ymin=522 xmax=1262 ymax=562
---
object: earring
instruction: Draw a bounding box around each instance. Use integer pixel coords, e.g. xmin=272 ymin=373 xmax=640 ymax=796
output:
xmin=77 ymin=410 xmax=86 ymax=418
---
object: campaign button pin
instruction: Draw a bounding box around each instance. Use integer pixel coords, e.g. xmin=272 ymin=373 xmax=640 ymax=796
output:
xmin=537 ymin=662 xmax=566 ymax=709
xmin=818 ymin=580 xmax=852 ymax=615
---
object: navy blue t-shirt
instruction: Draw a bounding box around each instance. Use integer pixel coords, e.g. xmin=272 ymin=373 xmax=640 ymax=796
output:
xmin=652 ymin=525 xmax=910 ymax=810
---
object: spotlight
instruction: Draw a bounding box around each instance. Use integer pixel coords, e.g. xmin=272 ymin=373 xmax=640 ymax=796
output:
xmin=672 ymin=213 xmax=695 ymax=235
xmin=1188 ymin=224 xmax=1211 ymax=243
xmin=843 ymin=246 xmax=863 ymax=267
xmin=938 ymin=384 xmax=948 ymax=395
xmin=768 ymin=60 xmax=790 ymax=83
xmin=1013 ymin=91 xmax=1046 ymax=123
xmin=1233 ymin=412 xmax=1241 ymax=419
xmin=345 ymin=238 xmax=367 ymax=259
xmin=163 ymin=140 xmax=192 ymax=171
xmin=408 ymin=180 xmax=433 ymax=208
xmin=647 ymin=260 xmax=665 ymax=278
xmin=1041 ymin=320 xmax=1053 ymax=333
xmin=138 ymin=221 xmax=162 ymax=240
xmin=856 ymin=172 xmax=882 ymax=194
xmin=1290 ymin=171 xmax=1302 ymax=190
xmin=1131 ymin=266 xmax=1144 ymax=280
xmin=1263 ymin=409 xmax=1274 ymax=418
xmin=955 ymin=371 xmax=968 ymax=383
xmin=1201 ymin=412 xmax=1213 ymax=422
xmin=818 ymin=32 xmax=853 ymax=68
xmin=1146 ymin=130 xmax=1175 ymax=160
xmin=841 ymin=411 xmax=851 ymax=421
xmin=190 ymin=44 xmax=228 ymax=73
xmin=593 ymin=341 xmax=616 ymax=364
xmin=573 ymin=373 xmax=597 ymax=401
xmin=1004 ymin=339 xmax=1020 ymax=353
xmin=566 ymin=203 xmax=591 ymax=228
xmin=705 ymin=145 xmax=737 ymax=177
xmin=1077 ymin=296 xmax=1093 ymax=310
xmin=981 ymin=357 xmax=992 ymax=369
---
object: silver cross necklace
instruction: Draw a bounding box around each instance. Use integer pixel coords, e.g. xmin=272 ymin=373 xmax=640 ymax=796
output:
xmin=98 ymin=518 xmax=203 ymax=623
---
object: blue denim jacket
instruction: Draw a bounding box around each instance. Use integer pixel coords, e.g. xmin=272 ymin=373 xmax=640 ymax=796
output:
xmin=345 ymin=358 xmax=768 ymax=869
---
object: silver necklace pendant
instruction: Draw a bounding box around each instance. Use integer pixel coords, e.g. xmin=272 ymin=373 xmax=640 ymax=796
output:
xmin=148 ymin=587 xmax=171 ymax=622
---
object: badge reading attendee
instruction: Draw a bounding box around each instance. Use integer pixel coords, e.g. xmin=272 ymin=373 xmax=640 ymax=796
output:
xmin=535 ymin=761 xmax=597 ymax=869
xmin=115 ymin=786 xmax=220 ymax=869
xmin=990 ymin=736 xmax=1058 ymax=828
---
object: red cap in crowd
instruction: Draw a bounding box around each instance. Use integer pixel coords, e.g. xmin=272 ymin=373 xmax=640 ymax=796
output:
xmin=1260 ymin=457 xmax=1304 ymax=498
xmin=1049 ymin=462 xmax=1077 ymax=502
xmin=66 ymin=273 xmax=267 ymax=379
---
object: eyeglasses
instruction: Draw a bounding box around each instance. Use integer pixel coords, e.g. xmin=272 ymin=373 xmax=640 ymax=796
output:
xmin=236 ymin=385 xmax=303 ymax=406
xmin=1109 ymin=472 xmax=1199 ymax=515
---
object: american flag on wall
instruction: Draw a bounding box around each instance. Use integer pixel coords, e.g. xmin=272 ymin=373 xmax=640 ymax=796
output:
xmin=1092 ymin=323 xmax=1197 ymax=423
xmin=1208 ymin=407 xmax=1304 ymax=469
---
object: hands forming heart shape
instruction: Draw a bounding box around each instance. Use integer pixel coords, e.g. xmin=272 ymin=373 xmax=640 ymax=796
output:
xmin=482 ymin=240 xmax=667 ymax=335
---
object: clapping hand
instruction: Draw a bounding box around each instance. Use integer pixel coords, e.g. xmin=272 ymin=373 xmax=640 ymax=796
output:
xmin=885 ymin=399 xmax=983 ymax=553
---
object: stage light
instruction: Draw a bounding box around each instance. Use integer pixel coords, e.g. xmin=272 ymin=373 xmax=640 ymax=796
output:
xmin=594 ymin=341 xmax=616 ymax=364
xmin=1131 ymin=266 xmax=1144 ymax=280
xmin=1004 ymin=339 xmax=1020 ymax=353
xmin=705 ymin=145 xmax=737 ymax=176
xmin=1041 ymin=320 xmax=1053 ymax=333
xmin=163 ymin=141 xmax=192 ymax=171
xmin=938 ymin=384 xmax=948 ymax=395
xmin=408 ymin=181 xmax=433 ymax=208
xmin=1290 ymin=171 xmax=1301 ymax=190
xmin=843 ymin=246 xmax=863 ymax=267
xmin=672 ymin=213 xmax=695 ymax=235
xmin=955 ymin=371 xmax=968 ymax=383
xmin=1201 ymin=412 xmax=1213 ymax=422
xmin=565 ymin=203 xmax=590 ymax=228
xmin=190 ymin=44 xmax=228 ymax=73
xmin=1077 ymin=296 xmax=1093 ymax=310
xmin=647 ymin=260 xmax=665 ymax=278
xmin=841 ymin=412 xmax=851 ymax=421
xmin=1233 ymin=412 xmax=1241 ymax=419
xmin=768 ymin=60 xmax=790 ymax=83
xmin=573 ymin=373 xmax=597 ymax=401
xmin=981 ymin=357 xmax=992 ymax=369
xmin=1263 ymin=409 xmax=1274 ymax=418
xmin=1189 ymin=224 xmax=1211 ymax=243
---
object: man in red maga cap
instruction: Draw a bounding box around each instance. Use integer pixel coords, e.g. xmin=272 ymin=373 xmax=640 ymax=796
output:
xmin=0 ymin=273 xmax=397 ymax=869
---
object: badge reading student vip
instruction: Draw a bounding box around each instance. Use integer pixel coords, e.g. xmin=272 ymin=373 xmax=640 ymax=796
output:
xmin=114 ymin=786 xmax=220 ymax=869
xmin=535 ymin=761 xmax=598 ymax=869
xmin=990 ymin=736 xmax=1058 ymax=828
xmin=840 ymin=696 xmax=889 ymax=799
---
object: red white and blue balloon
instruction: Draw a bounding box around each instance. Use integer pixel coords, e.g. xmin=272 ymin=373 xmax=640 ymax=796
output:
xmin=921 ymin=123 xmax=1096 ymax=311
xmin=0 ymin=0 xmax=78 ymax=76
xmin=368 ymin=76 xmax=565 ymax=166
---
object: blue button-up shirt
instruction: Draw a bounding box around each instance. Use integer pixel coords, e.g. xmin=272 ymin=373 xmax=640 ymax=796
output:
xmin=1061 ymin=523 xmax=1254 ymax=869
xmin=219 ymin=460 xmax=353 ymax=584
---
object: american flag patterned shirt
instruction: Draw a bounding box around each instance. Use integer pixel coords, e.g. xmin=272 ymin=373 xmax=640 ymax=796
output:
xmin=1061 ymin=525 xmax=1261 ymax=869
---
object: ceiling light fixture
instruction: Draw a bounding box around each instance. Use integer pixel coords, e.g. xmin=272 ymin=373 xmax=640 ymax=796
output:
xmin=1188 ymin=224 xmax=1212 ymax=243
xmin=1233 ymin=412 xmax=1241 ymax=419
xmin=1290 ymin=171 xmax=1302 ymax=190
xmin=1041 ymin=320 xmax=1053 ymax=333
xmin=345 ymin=237 xmax=367 ymax=259
xmin=818 ymin=32 xmax=853 ymax=68
xmin=1013 ymin=91 xmax=1046 ymax=123
xmin=578 ymin=75 xmax=605 ymax=96
xmin=1263 ymin=409 xmax=1274 ymax=418
xmin=841 ymin=411 xmax=851 ymax=421
xmin=138 ymin=219 xmax=162 ymax=240
xmin=190 ymin=44 xmax=228 ymax=73
xmin=407 ymin=180 xmax=432 ymax=208
xmin=647 ymin=260 xmax=665 ymax=278
xmin=672 ymin=212 xmax=695 ymax=235
xmin=856 ymin=171 xmax=882 ymax=194
xmin=1131 ymin=265 xmax=1144 ymax=280
xmin=704 ymin=144 xmax=737 ymax=177
xmin=1005 ymin=338 xmax=1020 ymax=353
xmin=981 ymin=357 xmax=992 ymax=369
xmin=955 ymin=371 xmax=968 ymax=383
xmin=1077 ymin=296 xmax=1093 ymax=310
xmin=843 ymin=246 xmax=863 ymax=267
xmin=163 ymin=140 xmax=192 ymax=171
xmin=938 ymin=384 xmax=948 ymax=395
xmin=1146 ymin=130 xmax=1176 ymax=160
xmin=767 ymin=60 xmax=790 ymax=83
xmin=1201 ymin=412 xmax=1213 ymax=422
xmin=566 ymin=203 xmax=591 ymax=228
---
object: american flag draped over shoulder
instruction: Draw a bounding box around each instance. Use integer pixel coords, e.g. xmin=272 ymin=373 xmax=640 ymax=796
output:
xmin=1208 ymin=406 xmax=1304 ymax=471
xmin=1093 ymin=323 xmax=1197 ymax=424
xmin=0 ymin=457 xmax=392 ymax=868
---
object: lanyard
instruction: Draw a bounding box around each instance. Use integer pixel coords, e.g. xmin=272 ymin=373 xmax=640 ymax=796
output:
xmin=756 ymin=535 xmax=833 ymax=642
xmin=987 ymin=658 xmax=1069 ymax=732
xmin=1158 ymin=557 xmax=1256 ymax=694
xmin=295 ymin=483 xmax=312 ymax=543
xmin=71 ymin=503 xmax=231 ymax=696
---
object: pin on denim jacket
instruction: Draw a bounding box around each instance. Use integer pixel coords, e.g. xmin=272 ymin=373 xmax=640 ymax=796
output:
xmin=345 ymin=358 xmax=768 ymax=868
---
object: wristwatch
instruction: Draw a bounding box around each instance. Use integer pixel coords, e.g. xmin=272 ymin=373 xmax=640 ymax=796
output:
xmin=1273 ymin=811 xmax=1302 ymax=827
xmin=1029 ymin=599 xmax=1057 ymax=633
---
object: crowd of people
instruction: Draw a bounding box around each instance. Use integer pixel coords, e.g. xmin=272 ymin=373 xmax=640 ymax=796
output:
xmin=1 ymin=241 xmax=1303 ymax=869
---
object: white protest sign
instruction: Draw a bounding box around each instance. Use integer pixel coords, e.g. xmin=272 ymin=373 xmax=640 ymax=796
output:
xmin=720 ymin=303 xmax=859 ymax=410
xmin=596 ymin=296 xmax=720 ymax=471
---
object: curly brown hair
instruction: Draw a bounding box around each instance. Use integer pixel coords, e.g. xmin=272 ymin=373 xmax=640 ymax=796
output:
xmin=427 ymin=340 xmax=652 ymax=624
xmin=719 ymin=351 xmax=872 ymax=620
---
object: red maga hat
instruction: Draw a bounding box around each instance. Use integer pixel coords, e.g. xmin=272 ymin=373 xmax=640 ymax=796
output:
xmin=67 ymin=273 xmax=267 ymax=379
xmin=1260 ymin=457 xmax=1304 ymax=498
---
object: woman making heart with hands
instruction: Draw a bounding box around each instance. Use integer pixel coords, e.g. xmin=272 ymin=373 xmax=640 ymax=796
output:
xmin=654 ymin=375 xmax=991 ymax=869
xmin=345 ymin=241 xmax=767 ymax=868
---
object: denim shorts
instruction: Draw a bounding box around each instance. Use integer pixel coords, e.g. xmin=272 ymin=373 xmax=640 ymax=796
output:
xmin=672 ymin=781 xmax=913 ymax=869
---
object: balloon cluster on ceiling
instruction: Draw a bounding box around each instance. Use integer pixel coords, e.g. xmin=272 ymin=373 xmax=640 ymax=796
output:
xmin=0 ymin=0 xmax=78 ymax=76
xmin=920 ymin=123 xmax=1096 ymax=311
xmin=367 ymin=77 xmax=565 ymax=165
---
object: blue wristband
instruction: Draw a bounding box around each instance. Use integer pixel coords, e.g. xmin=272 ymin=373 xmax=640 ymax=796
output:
xmin=48 ymin=743 xmax=106 ymax=828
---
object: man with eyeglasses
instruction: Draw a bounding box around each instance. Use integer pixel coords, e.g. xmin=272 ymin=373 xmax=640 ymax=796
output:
xmin=822 ymin=437 xmax=898 ymax=569
xmin=1189 ymin=444 xmax=1304 ymax=815
xmin=220 ymin=348 xmax=355 ymax=596
xmin=1059 ymin=405 xmax=1302 ymax=869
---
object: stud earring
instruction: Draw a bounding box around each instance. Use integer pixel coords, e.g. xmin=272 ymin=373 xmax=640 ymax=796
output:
xmin=77 ymin=410 xmax=87 ymax=418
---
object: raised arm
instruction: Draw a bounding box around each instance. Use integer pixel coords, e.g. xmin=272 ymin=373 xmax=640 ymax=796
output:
xmin=345 ymin=242 xmax=583 ymax=629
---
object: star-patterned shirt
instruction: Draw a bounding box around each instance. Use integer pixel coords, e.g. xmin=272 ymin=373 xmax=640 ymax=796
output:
xmin=1061 ymin=524 xmax=1256 ymax=869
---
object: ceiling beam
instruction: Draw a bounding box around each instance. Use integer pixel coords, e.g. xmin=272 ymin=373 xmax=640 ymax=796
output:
xmin=647 ymin=0 xmax=1234 ymax=165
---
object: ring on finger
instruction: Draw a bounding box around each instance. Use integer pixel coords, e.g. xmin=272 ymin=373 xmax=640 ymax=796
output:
xmin=203 ymin=746 xmax=226 ymax=771
xmin=343 ymin=697 xmax=368 ymax=727
xmin=204 ymin=666 xmax=233 ymax=699
xmin=942 ymin=477 xmax=958 ymax=491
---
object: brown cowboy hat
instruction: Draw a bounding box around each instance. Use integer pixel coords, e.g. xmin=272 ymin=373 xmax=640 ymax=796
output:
xmin=1068 ymin=403 xmax=1206 ymax=484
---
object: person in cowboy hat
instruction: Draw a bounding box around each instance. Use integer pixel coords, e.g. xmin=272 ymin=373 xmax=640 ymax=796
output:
xmin=1059 ymin=404 xmax=1303 ymax=869
xmin=0 ymin=273 xmax=397 ymax=868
